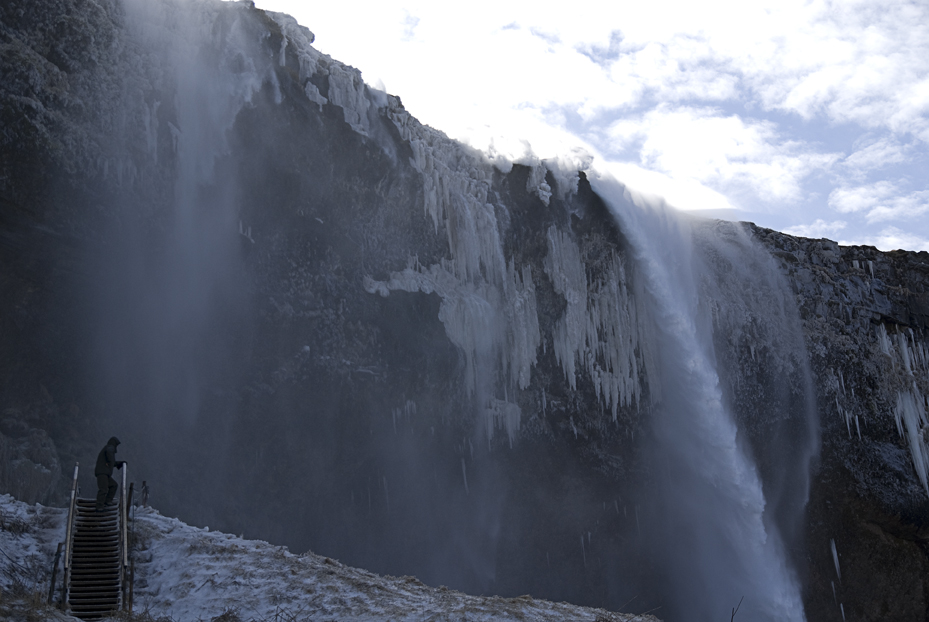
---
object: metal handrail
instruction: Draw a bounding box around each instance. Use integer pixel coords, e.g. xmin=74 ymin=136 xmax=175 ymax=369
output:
xmin=120 ymin=463 xmax=129 ymax=609
xmin=60 ymin=463 xmax=79 ymax=610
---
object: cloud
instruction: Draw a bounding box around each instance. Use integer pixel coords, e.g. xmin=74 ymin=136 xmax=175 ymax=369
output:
xmin=529 ymin=27 xmax=560 ymax=46
xmin=842 ymin=137 xmax=908 ymax=178
xmin=783 ymin=219 xmax=848 ymax=239
xmin=828 ymin=181 xmax=898 ymax=213
xmin=840 ymin=226 xmax=929 ymax=252
xmin=603 ymin=106 xmax=839 ymax=205
xmin=400 ymin=11 xmax=419 ymax=41
xmin=829 ymin=182 xmax=929 ymax=221
xmin=256 ymin=0 xmax=928 ymax=251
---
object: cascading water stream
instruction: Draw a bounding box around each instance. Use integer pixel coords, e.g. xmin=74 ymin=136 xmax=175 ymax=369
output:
xmin=590 ymin=173 xmax=810 ymax=621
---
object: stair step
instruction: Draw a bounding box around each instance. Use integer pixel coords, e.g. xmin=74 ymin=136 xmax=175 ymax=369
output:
xmin=67 ymin=496 xmax=126 ymax=620
xmin=71 ymin=596 xmax=120 ymax=602
xmin=71 ymin=565 xmax=120 ymax=571
xmin=73 ymin=544 xmax=119 ymax=550
xmin=71 ymin=576 xmax=120 ymax=584
xmin=70 ymin=597 xmax=119 ymax=604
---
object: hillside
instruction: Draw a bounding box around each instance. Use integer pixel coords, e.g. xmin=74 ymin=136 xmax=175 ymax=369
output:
xmin=0 ymin=494 xmax=660 ymax=621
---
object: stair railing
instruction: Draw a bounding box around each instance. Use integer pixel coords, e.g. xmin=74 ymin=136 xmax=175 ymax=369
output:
xmin=120 ymin=463 xmax=129 ymax=610
xmin=60 ymin=463 xmax=79 ymax=610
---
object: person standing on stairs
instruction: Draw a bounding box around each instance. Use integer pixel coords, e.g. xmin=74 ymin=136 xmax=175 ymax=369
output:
xmin=94 ymin=436 xmax=125 ymax=512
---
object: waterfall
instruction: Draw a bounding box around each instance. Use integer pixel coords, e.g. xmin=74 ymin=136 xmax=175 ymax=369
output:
xmin=590 ymin=172 xmax=816 ymax=621
xmin=71 ymin=0 xmax=823 ymax=612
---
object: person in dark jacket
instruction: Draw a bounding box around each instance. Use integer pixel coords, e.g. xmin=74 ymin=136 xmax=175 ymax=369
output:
xmin=94 ymin=436 xmax=125 ymax=512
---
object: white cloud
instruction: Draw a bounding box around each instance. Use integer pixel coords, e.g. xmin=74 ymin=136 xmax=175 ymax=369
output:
xmin=782 ymin=219 xmax=847 ymax=239
xmin=840 ymin=226 xmax=929 ymax=252
xmin=257 ymin=0 xmax=929 ymax=145
xmin=603 ymin=106 xmax=838 ymax=205
xmin=600 ymin=160 xmax=737 ymax=213
xmin=253 ymin=0 xmax=929 ymax=250
xmin=828 ymin=181 xmax=898 ymax=213
xmin=829 ymin=183 xmax=929 ymax=222
xmin=842 ymin=137 xmax=908 ymax=178
xmin=867 ymin=190 xmax=929 ymax=222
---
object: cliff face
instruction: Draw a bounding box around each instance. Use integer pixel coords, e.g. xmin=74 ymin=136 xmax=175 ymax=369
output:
xmin=1 ymin=0 xmax=928 ymax=620
xmin=754 ymin=230 xmax=929 ymax=621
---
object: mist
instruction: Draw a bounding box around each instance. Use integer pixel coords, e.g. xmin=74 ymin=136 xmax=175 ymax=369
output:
xmin=52 ymin=0 xmax=820 ymax=619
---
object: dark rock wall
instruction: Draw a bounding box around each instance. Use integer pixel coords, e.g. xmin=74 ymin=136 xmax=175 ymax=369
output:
xmin=754 ymin=229 xmax=929 ymax=621
xmin=1 ymin=0 xmax=928 ymax=619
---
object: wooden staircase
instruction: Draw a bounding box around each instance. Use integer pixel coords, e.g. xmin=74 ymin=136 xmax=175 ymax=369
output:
xmin=67 ymin=500 xmax=122 ymax=619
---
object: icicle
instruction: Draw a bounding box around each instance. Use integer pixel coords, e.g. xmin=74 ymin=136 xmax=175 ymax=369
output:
xmin=831 ymin=581 xmax=837 ymax=605
xmin=461 ymin=458 xmax=469 ymax=495
xmin=899 ymin=332 xmax=913 ymax=374
xmin=580 ymin=535 xmax=586 ymax=567
xmin=837 ymin=397 xmax=850 ymax=438
xmin=894 ymin=389 xmax=929 ymax=496
xmin=868 ymin=260 xmax=874 ymax=278
xmin=877 ymin=324 xmax=892 ymax=358
xmin=831 ymin=539 xmax=841 ymax=581
xmin=855 ymin=415 xmax=861 ymax=440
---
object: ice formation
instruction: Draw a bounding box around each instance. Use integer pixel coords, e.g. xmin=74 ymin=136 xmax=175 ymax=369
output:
xmin=342 ymin=52 xmax=649 ymax=441
xmin=878 ymin=324 xmax=929 ymax=495
xmin=544 ymin=227 xmax=645 ymax=420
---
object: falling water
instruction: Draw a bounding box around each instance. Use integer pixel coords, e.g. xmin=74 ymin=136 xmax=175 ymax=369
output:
xmin=590 ymin=172 xmax=814 ymax=621
xmin=89 ymin=0 xmax=272 ymax=511
xmin=73 ymin=0 xmax=823 ymax=612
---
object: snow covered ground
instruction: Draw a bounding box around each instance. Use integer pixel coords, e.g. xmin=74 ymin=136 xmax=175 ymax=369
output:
xmin=0 ymin=494 xmax=660 ymax=621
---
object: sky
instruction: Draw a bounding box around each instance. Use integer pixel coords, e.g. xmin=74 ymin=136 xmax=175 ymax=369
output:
xmin=250 ymin=0 xmax=929 ymax=251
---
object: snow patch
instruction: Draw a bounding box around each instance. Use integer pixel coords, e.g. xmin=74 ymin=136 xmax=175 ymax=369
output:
xmin=0 ymin=495 xmax=653 ymax=622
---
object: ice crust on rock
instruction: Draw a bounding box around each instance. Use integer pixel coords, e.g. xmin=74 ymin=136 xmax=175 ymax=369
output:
xmin=879 ymin=324 xmax=929 ymax=495
xmin=526 ymin=163 xmax=553 ymax=205
xmin=363 ymin=117 xmax=648 ymax=438
xmin=544 ymin=227 xmax=645 ymax=420
xmin=264 ymin=2 xmax=651 ymax=443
